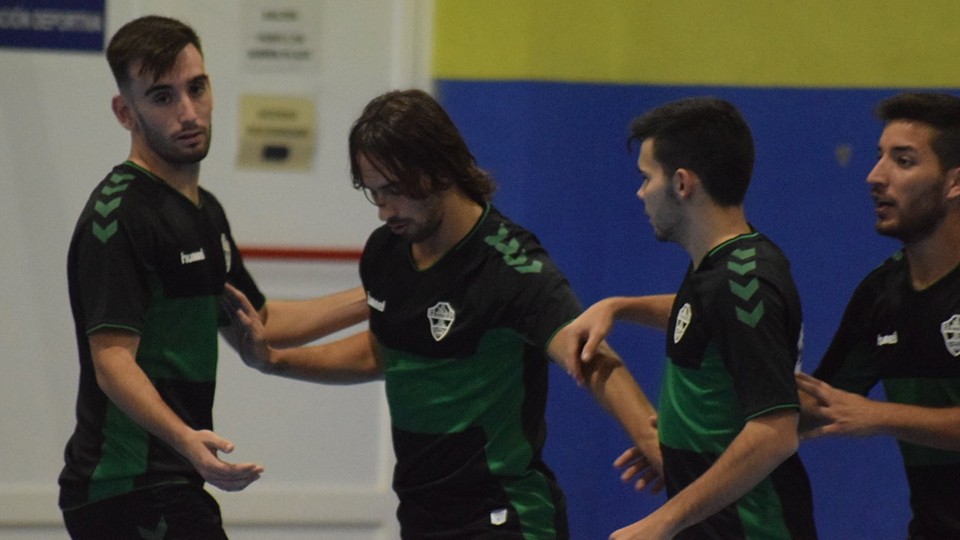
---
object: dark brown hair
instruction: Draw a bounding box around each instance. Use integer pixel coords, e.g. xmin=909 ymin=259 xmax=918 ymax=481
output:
xmin=877 ymin=92 xmax=960 ymax=172
xmin=629 ymin=97 xmax=754 ymax=207
xmin=349 ymin=89 xmax=496 ymax=204
xmin=106 ymin=15 xmax=202 ymax=90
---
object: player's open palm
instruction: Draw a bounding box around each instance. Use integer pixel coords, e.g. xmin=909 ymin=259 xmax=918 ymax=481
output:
xmin=222 ymin=283 xmax=273 ymax=372
xmin=181 ymin=428 xmax=264 ymax=492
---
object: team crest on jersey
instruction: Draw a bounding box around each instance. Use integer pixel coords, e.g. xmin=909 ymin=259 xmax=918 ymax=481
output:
xmin=427 ymin=302 xmax=456 ymax=342
xmin=673 ymin=303 xmax=692 ymax=344
xmin=941 ymin=314 xmax=960 ymax=357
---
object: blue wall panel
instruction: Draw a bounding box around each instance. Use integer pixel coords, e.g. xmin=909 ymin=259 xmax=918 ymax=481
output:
xmin=437 ymin=79 xmax=912 ymax=539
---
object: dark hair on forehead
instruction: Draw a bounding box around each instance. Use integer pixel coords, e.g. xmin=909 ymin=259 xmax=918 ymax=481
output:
xmin=348 ymin=89 xmax=496 ymax=204
xmin=876 ymin=92 xmax=960 ymax=171
xmin=107 ymin=15 xmax=202 ymax=90
xmin=628 ymin=96 xmax=755 ymax=206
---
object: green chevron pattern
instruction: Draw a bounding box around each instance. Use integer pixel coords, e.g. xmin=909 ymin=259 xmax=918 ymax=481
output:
xmin=728 ymin=247 xmax=764 ymax=328
xmin=91 ymin=172 xmax=134 ymax=244
xmin=484 ymin=223 xmax=543 ymax=274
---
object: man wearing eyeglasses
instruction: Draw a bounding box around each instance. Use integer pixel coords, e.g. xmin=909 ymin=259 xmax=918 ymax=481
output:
xmin=224 ymin=88 xmax=662 ymax=539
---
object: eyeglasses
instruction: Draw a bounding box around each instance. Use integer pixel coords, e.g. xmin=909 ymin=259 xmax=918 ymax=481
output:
xmin=359 ymin=182 xmax=407 ymax=206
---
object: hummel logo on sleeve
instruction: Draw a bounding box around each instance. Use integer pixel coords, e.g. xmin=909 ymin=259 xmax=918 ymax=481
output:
xmin=180 ymin=248 xmax=206 ymax=264
xmin=876 ymin=332 xmax=898 ymax=346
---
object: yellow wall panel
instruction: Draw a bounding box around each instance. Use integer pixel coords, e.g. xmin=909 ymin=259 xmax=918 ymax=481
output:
xmin=434 ymin=0 xmax=960 ymax=88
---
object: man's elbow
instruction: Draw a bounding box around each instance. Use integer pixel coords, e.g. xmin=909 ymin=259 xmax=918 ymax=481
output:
xmin=754 ymin=409 xmax=801 ymax=460
xmin=773 ymin=413 xmax=801 ymax=458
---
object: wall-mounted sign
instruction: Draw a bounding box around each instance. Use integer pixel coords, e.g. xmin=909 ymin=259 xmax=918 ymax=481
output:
xmin=0 ymin=0 xmax=104 ymax=52
xmin=236 ymin=94 xmax=316 ymax=172
xmin=241 ymin=0 xmax=319 ymax=72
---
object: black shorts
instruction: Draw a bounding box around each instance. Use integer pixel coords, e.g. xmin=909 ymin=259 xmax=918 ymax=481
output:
xmin=62 ymin=482 xmax=228 ymax=540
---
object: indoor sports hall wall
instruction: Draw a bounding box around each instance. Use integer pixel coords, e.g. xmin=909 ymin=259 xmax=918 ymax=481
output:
xmin=432 ymin=2 xmax=960 ymax=539
xmin=3 ymin=1 xmax=958 ymax=539
xmin=1 ymin=1 xmax=433 ymax=539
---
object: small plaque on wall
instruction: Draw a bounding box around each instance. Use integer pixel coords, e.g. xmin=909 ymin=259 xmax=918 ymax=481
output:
xmin=236 ymin=94 xmax=316 ymax=172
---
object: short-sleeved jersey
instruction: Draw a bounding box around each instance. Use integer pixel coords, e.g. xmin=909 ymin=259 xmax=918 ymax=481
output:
xmin=660 ymin=232 xmax=816 ymax=539
xmin=59 ymin=162 xmax=265 ymax=510
xmin=360 ymin=205 xmax=580 ymax=540
xmin=815 ymin=251 xmax=960 ymax=539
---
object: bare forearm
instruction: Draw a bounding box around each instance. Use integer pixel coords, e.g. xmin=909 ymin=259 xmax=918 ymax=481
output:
xmin=265 ymin=330 xmax=383 ymax=384
xmin=869 ymin=401 xmax=960 ymax=450
xmin=604 ymin=294 xmax=675 ymax=331
xmin=98 ymin=365 xmax=194 ymax=447
xmin=263 ymin=286 xmax=368 ymax=347
xmin=90 ymin=333 xmax=195 ymax=451
xmin=646 ymin=411 xmax=799 ymax=536
xmin=797 ymin=372 xmax=960 ymax=450
xmin=585 ymin=343 xmax=659 ymax=455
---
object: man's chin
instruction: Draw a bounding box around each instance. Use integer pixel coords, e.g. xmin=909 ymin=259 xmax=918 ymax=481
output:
xmin=173 ymin=149 xmax=209 ymax=165
xmin=875 ymin=222 xmax=911 ymax=243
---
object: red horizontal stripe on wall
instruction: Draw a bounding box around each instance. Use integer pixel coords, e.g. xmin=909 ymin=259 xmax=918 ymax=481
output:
xmin=239 ymin=246 xmax=362 ymax=261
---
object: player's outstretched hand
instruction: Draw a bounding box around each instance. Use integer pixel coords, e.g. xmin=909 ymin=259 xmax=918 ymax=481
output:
xmin=570 ymin=299 xmax=618 ymax=364
xmin=179 ymin=429 xmax=263 ymax=492
xmin=554 ymin=299 xmax=618 ymax=385
xmin=222 ymin=283 xmax=273 ymax=373
xmin=615 ymin=449 xmax=664 ymax=494
xmin=796 ymin=372 xmax=876 ymax=439
xmin=614 ymin=414 xmax=664 ymax=493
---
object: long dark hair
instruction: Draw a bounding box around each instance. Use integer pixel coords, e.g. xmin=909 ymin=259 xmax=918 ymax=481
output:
xmin=349 ymin=89 xmax=496 ymax=204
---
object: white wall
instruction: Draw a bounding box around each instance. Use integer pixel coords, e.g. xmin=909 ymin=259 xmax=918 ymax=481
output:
xmin=0 ymin=1 xmax=432 ymax=537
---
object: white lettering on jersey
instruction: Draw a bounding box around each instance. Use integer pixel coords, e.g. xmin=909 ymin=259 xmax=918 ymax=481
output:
xmin=941 ymin=314 xmax=960 ymax=357
xmin=180 ymin=248 xmax=205 ymax=264
xmin=876 ymin=332 xmax=898 ymax=346
xmin=428 ymin=301 xmax=455 ymax=342
xmin=674 ymin=303 xmax=692 ymax=344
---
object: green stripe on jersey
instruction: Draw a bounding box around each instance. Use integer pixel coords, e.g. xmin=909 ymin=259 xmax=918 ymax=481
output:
xmin=884 ymin=377 xmax=960 ymax=466
xmin=735 ymin=478 xmax=791 ymax=538
xmin=88 ymin=402 xmax=148 ymax=503
xmin=383 ymin=328 xmax=531 ymax=473
xmin=137 ymin=292 xmax=220 ymax=381
xmin=658 ymin=343 xmax=741 ymax=454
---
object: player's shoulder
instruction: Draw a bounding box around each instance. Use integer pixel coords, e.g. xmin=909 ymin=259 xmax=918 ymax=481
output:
xmin=694 ymin=231 xmax=798 ymax=305
xmin=92 ymin=162 xmax=166 ymax=207
xmin=854 ymin=250 xmax=908 ymax=293
xmin=475 ymin=206 xmax=555 ymax=277
xmin=701 ymin=232 xmax=788 ymax=277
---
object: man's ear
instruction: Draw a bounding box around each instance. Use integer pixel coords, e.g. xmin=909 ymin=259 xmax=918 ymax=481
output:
xmin=111 ymin=94 xmax=135 ymax=132
xmin=672 ymin=168 xmax=697 ymax=199
xmin=946 ymin=166 xmax=960 ymax=201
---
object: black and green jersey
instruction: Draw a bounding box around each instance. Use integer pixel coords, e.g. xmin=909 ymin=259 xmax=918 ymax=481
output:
xmin=815 ymin=251 xmax=960 ymax=538
xmin=59 ymin=162 xmax=265 ymax=510
xmin=360 ymin=205 xmax=580 ymax=539
xmin=661 ymin=232 xmax=816 ymax=539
